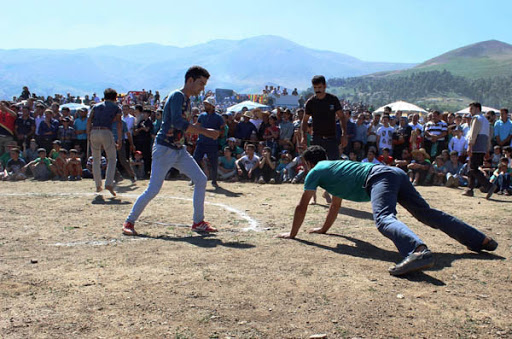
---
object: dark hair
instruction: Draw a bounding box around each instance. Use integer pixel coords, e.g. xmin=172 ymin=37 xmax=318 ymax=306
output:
xmin=503 ymin=146 xmax=512 ymax=153
xmin=246 ymin=143 xmax=256 ymax=150
xmin=450 ymin=150 xmax=458 ymax=156
xmin=487 ymin=110 xmax=495 ymax=117
xmin=384 ymin=106 xmax=392 ymax=112
xmin=382 ymin=147 xmax=390 ymax=152
xmin=185 ymin=66 xmax=210 ymax=83
xmin=433 ymin=110 xmax=441 ymax=116
xmin=303 ymin=145 xmax=327 ymax=166
xmin=469 ymin=102 xmax=482 ymax=110
xmin=135 ymin=104 xmax=143 ymax=112
xmin=500 ymin=108 xmax=509 ymax=114
xmin=311 ymin=75 xmax=326 ymax=85
xmin=104 ymin=88 xmax=118 ymax=101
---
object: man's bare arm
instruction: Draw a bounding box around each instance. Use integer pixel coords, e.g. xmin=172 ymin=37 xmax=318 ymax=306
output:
xmin=277 ymin=190 xmax=315 ymax=239
xmin=309 ymin=196 xmax=342 ymax=234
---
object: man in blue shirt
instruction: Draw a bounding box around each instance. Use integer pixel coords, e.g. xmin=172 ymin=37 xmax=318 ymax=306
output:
xmin=278 ymin=145 xmax=498 ymax=276
xmin=123 ymin=66 xmax=220 ymax=236
xmin=494 ymin=108 xmax=512 ymax=147
xmin=193 ymin=96 xmax=224 ymax=187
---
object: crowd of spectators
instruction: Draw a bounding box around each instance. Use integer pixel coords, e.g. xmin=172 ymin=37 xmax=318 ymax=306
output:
xmin=1 ymin=86 xmax=511 ymax=197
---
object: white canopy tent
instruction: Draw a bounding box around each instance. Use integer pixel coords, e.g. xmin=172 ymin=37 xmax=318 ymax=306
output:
xmin=373 ymin=101 xmax=428 ymax=115
xmin=226 ymin=100 xmax=269 ymax=113
xmin=455 ymin=106 xmax=500 ymax=115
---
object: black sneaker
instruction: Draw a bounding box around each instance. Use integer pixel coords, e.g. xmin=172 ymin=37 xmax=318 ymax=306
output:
xmin=389 ymin=249 xmax=434 ymax=276
xmin=482 ymin=238 xmax=498 ymax=252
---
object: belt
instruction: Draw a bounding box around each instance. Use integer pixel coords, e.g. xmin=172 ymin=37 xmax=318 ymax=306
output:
xmin=91 ymin=127 xmax=111 ymax=130
xmin=313 ymin=135 xmax=336 ymax=140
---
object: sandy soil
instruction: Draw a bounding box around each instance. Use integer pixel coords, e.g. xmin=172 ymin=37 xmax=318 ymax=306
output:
xmin=0 ymin=178 xmax=511 ymax=338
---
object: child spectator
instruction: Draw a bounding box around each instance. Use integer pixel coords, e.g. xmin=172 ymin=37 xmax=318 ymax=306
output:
xmin=431 ymin=156 xmax=446 ymax=186
xmin=1 ymin=148 xmax=26 ymax=181
xmin=491 ymin=146 xmax=502 ymax=168
xmin=444 ymin=151 xmax=464 ymax=188
xmin=57 ymin=117 xmax=75 ymax=150
xmin=263 ymin=115 xmax=280 ymax=156
xmin=236 ymin=143 xmax=260 ymax=182
xmin=376 ymin=115 xmax=394 ymax=154
xmin=287 ymin=151 xmax=307 ymax=184
xmin=504 ymin=146 xmax=512 ymax=168
xmin=409 ymin=128 xmax=423 ymax=151
xmin=83 ymin=155 xmax=107 ymax=179
xmin=448 ymin=127 xmax=468 ymax=159
xmin=362 ymin=149 xmax=381 ymax=164
xmin=23 ymin=139 xmax=39 ymax=163
xmin=49 ymin=140 xmax=62 ymax=160
xmin=51 ymin=148 xmax=68 ymax=180
xmin=276 ymin=151 xmax=291 ymax=183
xmin=24 ymin=148 xmax=52 ymax=181
xmin=258 ymin=146 xmax=277 ymax=184
xmin=279 ymin=109 xmax=294 ymax=145
xmin=486 ymin=158 xmax=512 ymax=198
xmin=395 ymin=148 xmax=412 ymax=172
xmin=348 ymin=151 xmax=358 ymax=161
xmin=226 ymin=137 xmax=243 ymax=159
xmin=218 ymin=147 xmax=237 ymax=182
xmin=131 ymin=150 xmax=145 ymax=180
xmin=377 ymin=147 xmax=394 ymax=165
xmin=67 ymin=149 xmax=83 ymax=180
xmin=408 ymin=148 xmax=431 ymax=186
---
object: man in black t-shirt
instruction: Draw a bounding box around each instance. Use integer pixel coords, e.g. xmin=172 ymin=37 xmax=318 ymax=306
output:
xmin=302 ymin=75 xmax=347 ymax=160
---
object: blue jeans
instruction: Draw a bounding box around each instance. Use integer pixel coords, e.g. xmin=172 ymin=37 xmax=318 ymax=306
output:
xmin=366 ymin=165 xmax=486 ymax=256
xmin=193 ymin=143 xmax=219 ymax=183
xmin=126 ymin=144 xmax=207 ymax=224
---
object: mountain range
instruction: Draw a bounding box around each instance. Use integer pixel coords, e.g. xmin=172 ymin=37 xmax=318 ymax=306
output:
xmin=0 ymin=35 xmax=415 ymax=99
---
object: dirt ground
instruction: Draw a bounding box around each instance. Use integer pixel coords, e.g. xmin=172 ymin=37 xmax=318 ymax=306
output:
xmin=0 ymin=178 xmax=511 ymax=338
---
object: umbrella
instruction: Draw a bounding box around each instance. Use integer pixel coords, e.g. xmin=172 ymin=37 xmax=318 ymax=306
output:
xmin=226 ymin=100 xmax=269 ymax=113
xmin=60 ymin=103 xmax=89 ymax=115
xmin=455 ymin=106 xmax=500 ymax=114
xmin=373 ymin=101 xmax=427 ymax=114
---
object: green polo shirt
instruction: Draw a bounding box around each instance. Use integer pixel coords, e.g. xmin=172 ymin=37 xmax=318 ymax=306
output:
xmin=304 ymin=160 xmax=376 ymax=202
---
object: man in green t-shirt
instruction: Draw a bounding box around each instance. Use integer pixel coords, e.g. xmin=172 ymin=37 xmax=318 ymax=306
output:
xmin=278 ymin=145 xmax=498 ymax=276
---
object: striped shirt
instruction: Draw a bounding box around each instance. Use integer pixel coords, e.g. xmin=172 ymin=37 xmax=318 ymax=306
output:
xmin=424 ymin=120 xmax=448 ymax=141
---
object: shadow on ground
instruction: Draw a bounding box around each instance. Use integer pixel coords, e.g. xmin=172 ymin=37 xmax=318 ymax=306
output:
xmin=296 ymin=234 xmax=505 ymax=285
xmin=206 ymin=185 xmax=244 ymax=197
xmin=134 ymin=233 xmax=255 ymax=249
xmin=92 ymin=196 xmax=131 ymax=205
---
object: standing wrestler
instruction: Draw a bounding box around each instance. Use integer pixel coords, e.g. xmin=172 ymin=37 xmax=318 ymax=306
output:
xmin=301 ymin=75 xmax=347 ymax=202
xmin=123 ymin=66 xmax=220 ymax=236
xmin=86 ymin=88 xmax=122 ymax=196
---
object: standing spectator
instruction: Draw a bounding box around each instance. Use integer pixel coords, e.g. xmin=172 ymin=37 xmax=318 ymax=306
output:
xmin=193 ymin=96 xmax=224 ymax=187
xmin=448 ymin=127 xmax=468 ymax=159
xmin=19 ymin=86 xmax=31 ymax=100
xmin=15 ymin=106 xmax=36 ymax=148
xmin=353 ymin=113 xmax=368 ymax=146
xmin=376 ymin=115 xmax=394 ymax=154
xmin=463 ymin=102 xmax=493 ymax=197
xmin=73 ymin=108 xmax=88 ymax=155
xmin=424 ymin=110 xmax=448 ymax=158
xmin=366 ymin=112 xmax=382 ymax=152
xmin=235 ymin=111 xmax=258 ymax=146
xmin=0 ymin=101 xmax=17 ymax=154
xmin=58 ymin=117 xmax=75 ymax=150
xmin=279 ymin=109 xmax=294 ymax=146
xmin=392 ymin=116 xmax=412 ymax=159
xmin=86 ymin=88 xmax=122 ymax=196
xmin=132 ymin=109 xmax=153 ymax=177
xmin=37 ymin=110 xmax=59 ymax=152
xmin=112 ymin=119 xmax=136 ymax=182
xmin=494 ymin=108 xmax=511 ymax=147
xmin=408 ymin=113 xmax=423 ymax=132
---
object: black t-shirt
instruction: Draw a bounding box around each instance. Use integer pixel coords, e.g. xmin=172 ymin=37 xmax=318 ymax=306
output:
xmin=305 ymin=93 xmax=342 ymax=137
xmin=15 ymin=117 xmax=35 ymax=135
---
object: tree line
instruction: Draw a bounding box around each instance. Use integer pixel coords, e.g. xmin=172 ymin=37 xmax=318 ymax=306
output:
xmin=322 ymin=70 xmax=512 ymax=111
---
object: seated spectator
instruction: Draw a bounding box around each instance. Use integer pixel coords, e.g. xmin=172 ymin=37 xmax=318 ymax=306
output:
xmin=50 ymin=148 xmax=69 ymax=180
xmin=258 ymin=146 xmax=277 ymax=184
xmin=67 ymin=149 xmax=83 ymax=180
xmin=377 ymin=147 xmax=394 ymax=165
xmin=361 ymin=149 xmax=380 ymax=164
xmin=395 ymin=148 xmax=412 ymax=172
xmin=226 ymin=137 xmax=243 ymax=159
xmin=351 ymin=140 xmax=365 ymax=161
xmin=218 ymin=147 xmax=237 ymax=182
xmin=491 ymin=146 xmax=502 ymax=168
xmin=236 ymin=143 xmax=260 ymax=182
xmin=23 ymin=139 xmax=39 ymax=163
xmin=49 ymin=140 xmax=62 ymax=160
xmin=431 ymin=155 xmax=446 ymax=186
xmin=486 ymin=158 xmax=512 ymax=198
xmin=276 ymin=151 xmax=291 ymax=183
xmin=83 ymin=155 xmax=107 ymax=179
xmin=1 ymin=148 xmax=26 ymax=181
xmin=444 ymin=151 xmax=464 ymax=188
xmin=131 ymin=150 xmax=145 ymax=180
xmin=286 ymin=150 xmax=307 ymax=184
xmin=504 ymin=146 xmax=512 ymax=167
xmin=24 ymin=148 xmax=52 ymax=181
xmin=0 ymin=141 xmax=20 ymax=168
xmin=408 ymin=148 xmax=431 ymax=186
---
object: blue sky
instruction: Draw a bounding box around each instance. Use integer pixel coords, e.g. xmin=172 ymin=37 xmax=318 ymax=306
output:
xmin=1 ymin=0 xmax=510 ymax=63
